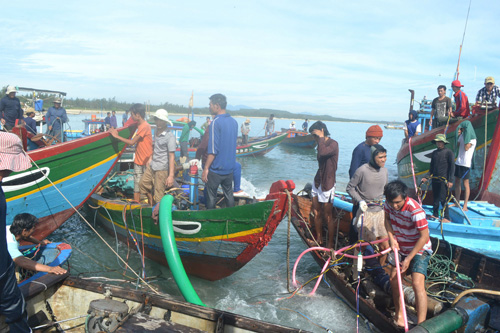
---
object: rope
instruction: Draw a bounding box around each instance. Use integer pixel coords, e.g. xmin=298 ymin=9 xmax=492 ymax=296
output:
xmin=285 ymin=189 xmax=293 ymax=293
xmin=408 ymin=137 xmax=422 ymax=205
xmin=451 ymin=288 xmax=500 ymax=307
xmin=25 ymin=154 xmax=160 ymax=295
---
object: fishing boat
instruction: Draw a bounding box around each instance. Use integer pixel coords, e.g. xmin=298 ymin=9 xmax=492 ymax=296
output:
xmin=87 ymin=179 xmax=295 ymax=281
xmin=384 ymin=123 xmax=404 ymax=130
xmin=421 ymin=203 xmax=500 ymax=257
xmin=397 ymin=98 xmax=500 ymax=206
xmin=3 ymin=126 xmax=131 ymax=240
xmin=279 ymin=128 xmax=317 ymax=148
xmin=0 ymin=274 xmax=305 ymax=332
xmin=289 ymin=189 xmax=500 ymax=333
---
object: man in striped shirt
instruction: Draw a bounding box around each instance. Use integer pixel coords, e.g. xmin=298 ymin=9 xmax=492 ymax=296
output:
xmin=384 ymin=180 xmax=432 ymax=326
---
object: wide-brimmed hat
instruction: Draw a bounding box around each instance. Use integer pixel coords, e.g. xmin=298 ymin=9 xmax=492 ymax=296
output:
xmin=485 ymin=76 xmax=495 ymax=84
xmin=432 ymin=133 xmax=449 ymax=144
xmin=451 ymin=80 xmax=464 ymax=88
xmin=153 ymin=109 xmax=173 ymax=126
xmin=0 ymin=132 xmax=32 ymax=172
xmin=53 ymin=97 xmax=62 ymax=104
xmin=245 ymin=118 xmax=251 ymax=123
xmin=6 ymin=85 xmax=17 ymax=94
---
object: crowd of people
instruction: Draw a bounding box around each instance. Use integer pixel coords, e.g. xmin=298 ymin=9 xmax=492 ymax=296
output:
xmin=0 ymin=75 xmax=497 ymax=329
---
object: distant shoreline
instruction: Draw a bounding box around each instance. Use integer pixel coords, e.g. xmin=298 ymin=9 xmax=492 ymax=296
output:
xmin=66 ymin=109 xmax=402 ymax=125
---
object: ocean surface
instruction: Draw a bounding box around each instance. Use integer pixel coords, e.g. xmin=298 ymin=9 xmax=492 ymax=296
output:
xmin=50 ymin=114 xmax=406 ymax=332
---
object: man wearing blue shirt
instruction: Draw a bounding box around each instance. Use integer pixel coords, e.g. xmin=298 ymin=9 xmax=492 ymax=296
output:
xmin=46 ymin=98 xmax=68 ymax=141
xmin=201 ymin=94 xmax=238 ymax=209
xmin=0 ymin=86 xmax=24 ymax=131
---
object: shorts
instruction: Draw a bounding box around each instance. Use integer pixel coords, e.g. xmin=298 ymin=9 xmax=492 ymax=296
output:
xmin=311 ymin=183 xmax=335 ymax=203
xmin=388 ymin=250 xmax=431 ymax=278
xmin=455 ymin=165 xmax=470 ymax=180
xmin=355 ymin=209 xmax=387 ymax=241
xmin=134 ymin=163 xmax=147 ymax=192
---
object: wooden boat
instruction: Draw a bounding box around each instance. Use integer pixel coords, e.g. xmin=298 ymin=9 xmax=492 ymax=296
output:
xmin=397 ymin=95 xmax=500 ymax=207
xmin=289 ymin=190 xmax=500 ymax=332
xmin=421 ymin=202 xmax=500 ymax=257
xmin=119 ymin=121 xmax=288 ymax=163
xmin=279 ymin=128 xmax=317 ymax=148
xmin=0 ymin=274 xmax=305 ymax=332
xmin=384 ymin=123 xmax=404 ymax=130
xmin=87 ymin=180 xmax=295 ymax=281
xmin=3 ymin=126 xmax=131 ymax=240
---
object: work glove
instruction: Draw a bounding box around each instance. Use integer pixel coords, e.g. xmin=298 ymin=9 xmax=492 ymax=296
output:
xmin=359 ymin=200 xmax=368 ymax=213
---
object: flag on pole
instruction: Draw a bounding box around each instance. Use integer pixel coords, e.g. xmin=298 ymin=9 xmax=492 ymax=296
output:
xmin=189 ymin=91 xmax=194 ymax=108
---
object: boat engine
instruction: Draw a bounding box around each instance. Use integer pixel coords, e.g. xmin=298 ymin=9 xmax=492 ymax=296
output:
xmin=86 ymin=299 xmax=129 ymax=333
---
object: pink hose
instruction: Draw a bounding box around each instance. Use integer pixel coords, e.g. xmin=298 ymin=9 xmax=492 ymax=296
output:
xmin=292 ymin=238 xmax=391 ymax=291
xmin=394 ymin=248 xmax=408 ymax=332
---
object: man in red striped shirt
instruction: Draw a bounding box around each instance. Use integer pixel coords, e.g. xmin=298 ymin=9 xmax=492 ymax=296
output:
xmin=384 ymin=180 xmax=432 ymax=326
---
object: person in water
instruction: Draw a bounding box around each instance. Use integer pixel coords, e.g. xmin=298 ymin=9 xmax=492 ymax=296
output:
xmin=309 ymin=121 xmax=339 ymax=249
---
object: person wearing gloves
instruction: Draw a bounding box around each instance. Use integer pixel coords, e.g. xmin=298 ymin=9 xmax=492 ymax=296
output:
xmin=347 ymin=145 xmax=390 ymax=289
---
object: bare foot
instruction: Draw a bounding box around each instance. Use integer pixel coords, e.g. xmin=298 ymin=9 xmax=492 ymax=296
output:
xmin=442 ymin=218 xmax=451 ymax=223
xmin=463 ymin=206 xmax=468 ymax=211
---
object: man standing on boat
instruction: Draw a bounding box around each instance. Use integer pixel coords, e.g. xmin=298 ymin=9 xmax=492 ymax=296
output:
xmin=202 ymin=94 xmax=238 ymax=209
xmin=110 ymin=110 xmax=118 ymax=129
xmin=348 ymin=125 xmax=383 ymax=243
xmin=473 ymin=76 xmax=500 ymax=115
xmin=384 ymin=180 xmax=432 ymax=326
xmin=451 ymin=80 xmax=470 ymax=119
xmin=264 ymin=114 xmax=275 ymax=136
xmin=422 ymin=134 xmax=455 ymax=222
xmin=302 ymin=119 xmax=309 ymax=132
xmin=241 ymin=119 xmax=251 ymax=144
xmin=309 ymin=121 xmax=338 ymax=249
xmin=122 ymin=110 xmax=129 ymax=126
xmin=179 ymin=121 xmax=196 ymax=158
xmin=139 ymin=109 xmax=176 ymax=205
xmin=430 ymin=85 xmax=453 ymax=128
xmin=403 ymin=110 xmax=421 ymax=140
xmin=45 ymin=98 xmax=68 ymax=141
xmin=109 ymin=104 xmax=152 ymax=202
xmin=0 ymin=132 xmax=32 ymax=332
xmin=0 ymin=85 xmax=24 ymax=131
xmin=104 ymin=112 xmax=111 ymax=130
xmin=454 ymin=121 xmax=476 ymax=211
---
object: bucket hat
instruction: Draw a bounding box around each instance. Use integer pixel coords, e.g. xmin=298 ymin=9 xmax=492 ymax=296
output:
xmin=432 ymin=133 xmax=449 ymax=144
xmin=6 ymin=85 xmax=17 ymax=94
xmin=153 ymin=109 xmax=173 ymax=126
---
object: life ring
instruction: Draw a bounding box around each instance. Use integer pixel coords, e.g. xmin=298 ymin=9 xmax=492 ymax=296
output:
xmin=177 ymin=117 xmax=189 ymax=123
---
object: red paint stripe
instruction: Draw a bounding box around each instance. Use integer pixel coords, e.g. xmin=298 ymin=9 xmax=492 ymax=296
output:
xmin=479 ymin=111 xmax=500 ymax=195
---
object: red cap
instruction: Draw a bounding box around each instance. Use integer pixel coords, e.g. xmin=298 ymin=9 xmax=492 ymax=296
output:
xmin=366 ymin=125 xmax=383 ymax=138
xmin=451 ymin=80 xmax=464 ymax=87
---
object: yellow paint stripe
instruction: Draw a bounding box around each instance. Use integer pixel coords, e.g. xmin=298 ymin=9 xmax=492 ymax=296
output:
xmin=95 ymin=204 xmax=264 ymax=242
xmin=8 ymin=153 xmax=119 ymax=202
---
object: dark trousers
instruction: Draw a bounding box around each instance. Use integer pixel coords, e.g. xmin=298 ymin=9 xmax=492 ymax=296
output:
xmin=180 ymin=141 xmax=189 ymax=158
xmin=349 ymin=203 xmax=359 ymax=244
xmin=432 ymin=180 xmax=450 ymax=220
xmin=242 ymin=135 xmax=248 ymax=144
xmin=0 ymin=261 xmax=31 ymax=332
xmin=206 ymin=171 xmax=234 ymax=209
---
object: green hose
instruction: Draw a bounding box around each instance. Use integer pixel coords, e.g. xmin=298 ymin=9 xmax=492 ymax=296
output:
xmin=159 ymin=195 xmax=205 ymax=306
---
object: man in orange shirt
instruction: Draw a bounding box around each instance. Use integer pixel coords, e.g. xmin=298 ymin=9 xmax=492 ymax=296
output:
xmin=109 ymin=104 xmax=152 ymax=202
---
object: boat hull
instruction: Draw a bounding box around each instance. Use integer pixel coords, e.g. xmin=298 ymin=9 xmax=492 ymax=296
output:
xmin=88 ymin=180 xmax=294 ymax=281
xmin=3 ymin=127 xmax=130 ymax=239
xmin=280 ymin=130 xmax=317 ymax=148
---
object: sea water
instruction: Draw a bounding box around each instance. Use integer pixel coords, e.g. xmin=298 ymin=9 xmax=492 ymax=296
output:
xmin=51 ymin=114 xmax=406 ymax=332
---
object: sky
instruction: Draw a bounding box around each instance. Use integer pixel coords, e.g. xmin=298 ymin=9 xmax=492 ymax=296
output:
xmin=1 ymin=0 xmax=499 ymax=121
